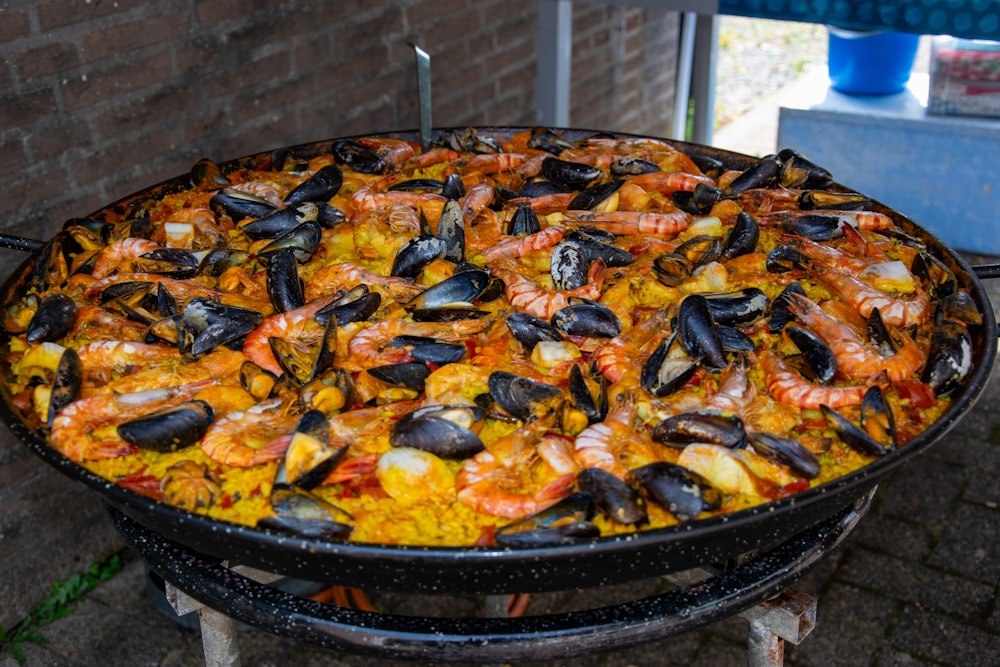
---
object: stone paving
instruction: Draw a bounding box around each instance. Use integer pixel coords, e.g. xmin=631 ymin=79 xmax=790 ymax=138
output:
xmin=1 ymin=265 xmax=998 ymax=667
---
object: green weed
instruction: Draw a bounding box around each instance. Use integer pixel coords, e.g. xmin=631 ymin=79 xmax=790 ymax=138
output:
xmin=0 ymin=553 xmax=123 ymax=664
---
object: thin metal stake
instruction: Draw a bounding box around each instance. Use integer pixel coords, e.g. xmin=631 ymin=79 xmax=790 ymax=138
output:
xmin=412 ymin=43 xmax=432 ymax=150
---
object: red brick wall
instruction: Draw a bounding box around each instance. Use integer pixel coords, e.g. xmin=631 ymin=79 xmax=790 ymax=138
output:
xmin=0 ymin=0 xmax=679 ymax=626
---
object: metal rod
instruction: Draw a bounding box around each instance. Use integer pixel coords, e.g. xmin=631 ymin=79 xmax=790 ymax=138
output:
xmin=0 ymin=234 xmax=45 ymax=253
xmin=412 ymin=44 xmax=432 ymax=150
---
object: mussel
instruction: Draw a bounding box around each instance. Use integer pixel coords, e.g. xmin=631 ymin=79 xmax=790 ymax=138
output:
xmin=567 ymin=180 xmax=624 ymax=211
xmin=48 ymin=348 xmax=82 ymax=426
xmin=332 ymin=139 xmax=385 ymax=174
xmin=631 ymin=462 xmax=721 ymax=522
xmin=261 ymin=486 xmax=353 ymax=540
xmin=776 ymin=148 xmax=833 ymax=189
xmin=506 ymin=311 xmax=563 ymax=352
xmin=266 ymin=247 xmax=305 ymax=312
xmin=540 ymin=157 xmax=602 ymax=191
xmin=550 ymin=300 xmax=621 ymax=338
xmin=820 ymin=404 xmax=889 ymax=457
xmin=240 ymin=203 xmax=319 ymax=240
xmin=920 ymin=320 xmax=972 ymax=396
xmin=550 ymin=241 xmax=590 ymax=291
xmin=784 ymin=325 xmax=837 ymax=385
xmin=577 ymin=468 xmax=646 ymax=525
xmin=494 ymin=492 xmax=599 ymax=546
xmin=488 ymin=371 xmax=564 ymax=421
xmin=563 ymin=230 xmax=635 ymax=267
xmin=316 ymin=285 xmax=382 ymax=326
xmin=702 ymin=288 xmax=769 ymax=327
xmin=26 ymin=294 xmax=77 ymax=344
xmin=177 ymin=298 xmax=262 ymax=358
xmin=389 ymin=405 xmax=485 ymax=459
xmin=508 ymin=203 xmax=541 ymax=235
xmin=678 ymin=295 xmax=727 ymax=370
xmin=748 ymin=432 xmax=821 ymax=479
xmin=640 ymin=335 xmax=698 ymax=397
xmin=724 ymin=154 xmax=782 ymax=195
xmin=652 ymin=410 xmax=747 ymax=449
xmin=391 ymin=235 xmax=446 ymax=278
xmin=210 ymin=188 xmax=276 ymax=222
xmin=283 ymin=164 xmax=343 ymax=206
xmin=117 ymin=400 xmax=214 ymax=453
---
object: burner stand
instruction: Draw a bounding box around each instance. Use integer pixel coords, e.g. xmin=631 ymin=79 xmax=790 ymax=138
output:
xmin=110 ymin=489 xmax=872 ymax=666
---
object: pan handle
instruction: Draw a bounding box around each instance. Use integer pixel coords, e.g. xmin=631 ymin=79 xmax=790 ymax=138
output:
xmin=0 ymin=234 xmax=45 ymax=253
xmin=973 ymin=264 xmax=1000 ymax=281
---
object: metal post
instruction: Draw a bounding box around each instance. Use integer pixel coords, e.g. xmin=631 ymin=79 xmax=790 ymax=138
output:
xmin=690 ymin=13 xmax=718 ymax=145
xmin=672 ymin=12 xmax=698 ymax=140
xmin=536 ymin=0 xmax=573 ymax=126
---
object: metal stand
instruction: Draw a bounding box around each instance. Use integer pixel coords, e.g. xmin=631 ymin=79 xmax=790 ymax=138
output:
xmin=164 ymin=565 xmax=817 ymax=667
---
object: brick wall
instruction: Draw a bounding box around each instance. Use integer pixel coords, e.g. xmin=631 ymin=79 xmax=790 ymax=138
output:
xmin=0 ymin=0 xmax=679 ymax=626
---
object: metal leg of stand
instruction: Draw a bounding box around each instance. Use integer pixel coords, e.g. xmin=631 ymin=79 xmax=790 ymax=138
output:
xmin=742 ymin=589 xmax=817 ymax=667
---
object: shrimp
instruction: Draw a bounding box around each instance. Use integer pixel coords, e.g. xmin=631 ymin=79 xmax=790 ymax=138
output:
xmin=49 ymin=380 xmax=213 ymax=463
xmin=242 ymin=296 xmax=336 ymax=376
xmin=449 ymin=153 xmax=527 ymax=176
xmin=69 ymin=306 xmax=147 ymax=342
xmin=345 ymin=319 xmax=491 ymax=371
xmin=480 ymin=226 xmax=566 ymax=261
xmin=305 ymin=261 xmax=424 ymax=302
xmin=784 ymin=235 xmax=869 ymax=273
xmin=786 ymin=293 xmax=926 ymax=382
xmin=492 ymin=258 xmax=606 ymax=320
xmin=459 ymin=184 xmax=496 ymax=221
xmin=90 ymin=238 xmax=165 ymax=279
xmin=592 ymin=309 xmax=670 ymax=384
xmin=574 ymin=393 xmax=660 ymax=479
xmin=356 ymin=137 xmax=419 ymax=170
xmin=226 ymin=181 xmax=283 ymax=206
xmin=76 ymin=340 xmax=183 ymax=382
xmin=564 ymin=210 xmax=691 ymax=237
xmin=455 ymin=419 xmax=575 ymax=519
xmin=625 ymin=170 xmax=715 ymax=195
xmin=401 ymin=147 xmax=461 ymax=171
xmin=508 ymin=193 xmax=577 ymax=215
xmin=351 ymin=188 xmax=446 ymax=214
xmin=758 ymin=349 xmax=873 ymax=409
xmin=815 ymin=268 xmax=932 ymax=327
xmin=706 ymin=355 xmax=756 ymax=413
xmin=199 ymin=398 xmax=297 ymax=467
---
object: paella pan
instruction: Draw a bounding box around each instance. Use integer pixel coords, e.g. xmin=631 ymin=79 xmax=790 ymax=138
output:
xmin=0 ymin=127 xmax=994 ymax=594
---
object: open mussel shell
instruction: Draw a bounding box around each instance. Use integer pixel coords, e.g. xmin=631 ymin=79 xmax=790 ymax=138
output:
xmin=939 ymin=290 xmax=983 ymax=326
xmin=820 ymin=404 xmax=889 ymax=458
xmin=48 ymin=348 xmax=82 ymax=426
xmin=567 ymin=179 xmax=623 ymax=211
xmin=651 ymin=252 xmax=691 ymax=286
xmin=316 ymin=285 xmax=381 ymax=326
xmin=610 ymin=156 xmax=659 ymax=176
xmin=507 ymin=203 xmax=541 ymax=235
xmin=190 ymin=158 xmax=231 ymax=189
xmin=387 ymin=335 xmax=467 ymax=366
xmin=766 ymin=245 xmax=810 ymax=273
xmin=673 ymin=183 xmax=724 ymax=215
xmin=258 ymin=220 xmax=322 ymax=264
xmin=577 ymin=468 xmax=646 ymax=525
xmin=641 ymin=335 xmax=697 ymax=397
xmin=563 ymin=230 xmax=634 ymax=267
xmin=277 ymin=411 xmax=345 ymax=491
xmin=702 ymin=288 xmax=769 ymax=327
xmin=865 ymin=308 xmax=898 ymax=356
xmin=631 ymin=462 xmax=721 ymax=522
xmin=261 ymin=486 xmax=353 ymax=540
xmin=117 ymin=400 xmax=215 ymax=453
xmin=724 ymin=153 xmax=782 ymax=195
xmin=240 ymin=203 xmax=319 ymax=240
xmin=784 ymin=324 xmax=837 ymax=385
xmin=776 ymin=148 xmax=833 ymax=189
xmin=368 ymin=362 xmax=431 ymax=391
xmin=488 ymin=371 xmax=564 ymax=421
xmin=178 ymin=298 xmax=262 ymax=358
xmin=550 ymin=301 xmax=621 ymax=339
xmin=860 ymin=386 xmax=897 ymax=449
xmin=283 ymin=164 xmax=343 ymax=206
xmin=798 ymin=190 xmax=870 ymax=211
xmin=770 ymin=282 xmax=807 ymax=333
xmin=748 ymin=432 xmax=821 ymax=479
xmin=568 ymin=364 xmax=607 ymax=424
xmin=270 ymin=317 xmax=337 ymax=385
xmin=541 ymin=157 xmax=602 ymax=190
xmin=494 ymin=492 xmax=599 ymax=546
xmin=912 ymin=250 xmax=957 ymax=298
xmin=678 ymin=295 xmax=727 ymax=370
xmin=389 ymin=405 xmax=485 ymax=459
xmin=210 ymin=188 xmax=277 ymax=222
xmin=240 ymin=360 xmax=279 ymax=401
xmin=920 ymin=320 xmax=972 ymax=396
xmin=652 ymin=410 xmax=747 ymax=449
xmin=198 ymin=248 xmax=252 ymax=277
xmin=527 ymin=126 xmax=574 ymax=155
xmin=332 ymin=139 xmax=385 ymax=174
xmin=407 ymin=269 xmax=490 ymax=311
xmin=506 ymin=311 xmax=563 ymax=352
xmin=674 ymin=236 xmax=721 ymax=268
xmin=26 ymin=294 xmax=77 ymax=344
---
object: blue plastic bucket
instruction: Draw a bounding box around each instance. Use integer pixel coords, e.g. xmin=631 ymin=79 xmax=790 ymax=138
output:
xmin=827 ymin=28 xmax=921 ymax=95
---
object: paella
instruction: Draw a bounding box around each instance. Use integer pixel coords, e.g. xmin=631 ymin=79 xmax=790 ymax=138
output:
xmin=2 ymin=127 xmax=978 ymax=548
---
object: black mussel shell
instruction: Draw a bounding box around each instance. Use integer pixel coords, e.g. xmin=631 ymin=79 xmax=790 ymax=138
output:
xmin=266 ymin=247 xmax=305 ymax=313
xmin=725 ymin=154 xmax=782 ymax=195
xmin=766 ymin=245 xmax=810 ymax=273
xmin=316 ymin=286 xmax=381 ymax=326
xmin=866 ymin=308 xmax=898 ymax=356
xmin=920 ymin=320 xmax=972 ymax=396
xmin=651 ymin=252 xmax=691 ymax=286
xmin=440 ymin=173 xmax=466 ymax=200
xmin=257 ymin=515 xmax=352 ymax=540
xmin=210 ymin=188 xmax=276 ymax=222
xmin=407 ymin=269 xmax=490 ymax=310
xmin=540 ymin=157 xmax=602 ymax=191
xmin=721 ymin=211 xmax=760 ymax=260
xmin=390 ymin=178 xmax=445 ymax=192
xmin=179 ymin=298 xmax=262 ymax=358
xmin=257 ymin=220 xmax=322 ymax=264
xmin=610 ymin=156 xmax=660 ymax=176
xmin=48 ymin=348 xmax=82 ymax=426
xmin=674 ymin=183 xmax=724 ymax=216
xmin=332 ymin=139 xmax=385 ymax=174
xmin=632 ymin=462 xmax=721 ymax=522
xmin=568 ymin=364 xmax=607 ymax=424
xmin=551 ymin=301 xmax=621 ymax=338
xmin=190 ymin=158 xmax=231 ymax=189
xmin=26 ymin=294 xmax=77 ymax=344
xmin=686 ymin=153 xmax=724 ymax=178
xmin=820 ymin=405 xmax=889 ymax=457
xmin=488 ymin=371 xmax=564 ymax=421
xmin=241 ymin=203 xmax=319 ymax=240
xmin=117 ymin=400 xmax=214 ymax=453
xmin=389 ymin=405 xmax=485 ymax=459
xmin=568 ymin=180 xmax=624 ymax=211
xmin=652 ymin=410 xmax=747 ymax=449
xmin=776 ymin=148 xmax=833 ymax=189
xmin=508 ymin=203 xmax=541 ymax=235
xmin=284 ymin=164 xmax=343 ymax=206
xmin=860 ymin=385 xmax=897 ymax=449
xmin=940 ymin=290 xmax=983 ymax=326
xmin=198 ymin=248 xmax=252 ymax=277
xmin=716 ymin=326 xmax=755 ymax=353
xmin=527 ymin=126 xmax=574 ymax=155
xmin=563 ymin=230 xmax=634 ymax=267
xmin=409 ymin=307 xmax=489 ymax=322
xmin=678 ymin=295 xmax=727 ymax=370
xmin=748 ymin=432 xmax=821 ymax=479
xmin=437 ymin=199 xmax=465 ymax=263
xmin=506 ymin=312 xmax=564 ymax=352
xmin=641 ymin=336 xmax=697 ymax=397
xmin=798 ymin=190 xmax=870 ymax=211
xmin=675 ymin=235 xmax=721 ymax=268
xmin=389 ymin=336 xmax=466 ymax=366
xmin=391 ymin=235 xmax=445 ymax=279
xmin=368 ymin=362 xmax=431 ymax=391
xmin=784 ymin=324 xmax=837 ymax=385
xmin=577 ymin=468 xmax=646 ymax=525
xmin=550 ymin=241 xmax=590 ymax=291
xmin=911 ymin=250 xmax=957 ymax=298
xmin=775 ymin=212 xmax=845 ymax=241
xmin=494 ymin=492 xmax=599 ymax=546
xmin=702 ymin=288 xmax=769 ymax=327
xmin=518 ymin=180 xmax=570 ymax=198
xmin=770 ymin=282 xmax=807 ymax=333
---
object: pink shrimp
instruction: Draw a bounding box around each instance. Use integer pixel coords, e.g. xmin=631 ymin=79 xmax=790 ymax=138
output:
xmin=786 ymin=293 xmax=926 ymax=382
xmin=345 ymin=319 xmax=491 ymax=371
xmin=508 ymin=193 xmax=577 ymax=215
xmin=226 ymin=181 xmax=283 ymax=207
xmin=455 ymin=419 xmax=575 ymax=519
xmin=626 ymin=171 xmax=715 ymax=195
xmin=49 ymin=380 xmax=214 ymax=463
xmin=90 ymin=238 xmax=165 ymax=279
xmin=480 ymin=226 xmax=566 ymax=262
xmin=449 ymin=153 xmax=528 ymax=176
xmin=356 ymin=137 xmax=419 ymax=170
xmin=758 ymin=349 xmax=872 ymax=410
xmin=564 ymin=210 xmax=691 ymax=237
xmin=705 ymin=355 xmax=756 ymax=413
xmin=76 ymin=340 xmax=183 ymax=381
xmin=815 ymin=268 xmax=932 ymax=327
xmin=459 ymin=184 xmax=496 ymax=221
xmin=492 ymin=259 xmax=606 ymax=320
xmin=304 ymin=261 xmax=424 ymax=302
xmin=401 ymin=147 xmax=461 ymax=171
xmin=592 ymin=309 xmax=671 ymax=384
xmin=242 ymin=297 xmax=337 ymax=375
xmin=784 ymin=235 xmax=869 ymax=273
xmin=574 ymin=393 xmax=660 ymax=479
xmin=351 ymin=187 xmax=446 ymax=213
xmin=199 ymin=398 xmax=297 ymax=467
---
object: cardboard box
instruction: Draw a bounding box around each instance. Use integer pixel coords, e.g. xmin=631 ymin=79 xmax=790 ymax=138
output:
xmin=928 ymin=35 xmax=1000 ymax=118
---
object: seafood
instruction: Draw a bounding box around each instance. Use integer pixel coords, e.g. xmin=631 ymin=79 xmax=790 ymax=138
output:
xmin=3 ymin=128 xmax=969 ymax=548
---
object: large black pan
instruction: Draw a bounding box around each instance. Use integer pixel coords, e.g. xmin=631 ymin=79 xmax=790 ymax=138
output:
xmin=1 ymin=128 xmax=996 ymax=596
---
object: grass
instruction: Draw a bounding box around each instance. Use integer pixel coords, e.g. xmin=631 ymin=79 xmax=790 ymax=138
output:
xmin=0 ymin=553 xmax=123 ymax=665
